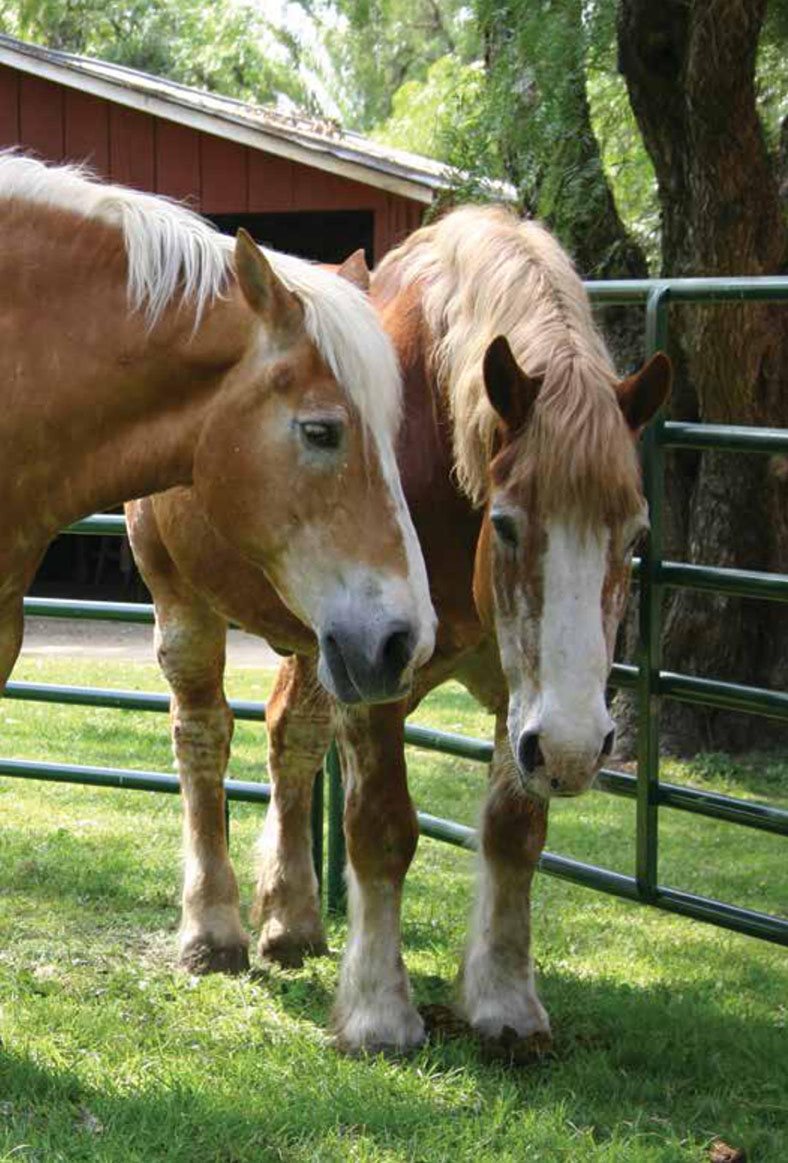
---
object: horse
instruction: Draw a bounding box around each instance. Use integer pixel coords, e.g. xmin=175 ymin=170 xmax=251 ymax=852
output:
xmin=0 ymin=152 xmax=436 ymax=731
xmin=126 ymin=205 xmax=671 ymax=1051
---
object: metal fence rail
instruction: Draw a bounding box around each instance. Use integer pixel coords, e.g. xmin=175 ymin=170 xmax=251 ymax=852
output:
xmin=3 ymin=276 xmax=787 ymax=948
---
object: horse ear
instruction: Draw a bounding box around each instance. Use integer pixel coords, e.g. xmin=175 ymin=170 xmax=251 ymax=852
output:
xmin=335 ymin=248 xmax=370 ymax=292
xmin=618 ymin=351 xmax=672 ymax=432
xmin=234 ymin=229 xmax=302 ymax=331
xmin=483 ymin=335 xmax=541 ymax=431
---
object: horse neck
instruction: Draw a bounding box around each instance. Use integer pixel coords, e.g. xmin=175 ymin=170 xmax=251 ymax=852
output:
xmin=373 ymin=275 xmax=483 ymax=643
xmin=374 ymin=279 xmax=456 ymax=501
xmin=1 ymin=205 xmax=250 ymax=534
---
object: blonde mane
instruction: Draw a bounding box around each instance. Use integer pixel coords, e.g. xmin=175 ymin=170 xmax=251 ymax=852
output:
xmin=376 ymin=204 xmax=641 ymax=521
xmin=0 ymin=152 xmax=400 ymax=449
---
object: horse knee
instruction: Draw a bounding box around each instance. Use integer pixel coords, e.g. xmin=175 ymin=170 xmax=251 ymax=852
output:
xmin=345 ymin=786 xmax=418 ymax=883
xmin=172 ymin=702 xmax=233 ymax=771
xmin=483 ymin=748 xmax=549 ymax=869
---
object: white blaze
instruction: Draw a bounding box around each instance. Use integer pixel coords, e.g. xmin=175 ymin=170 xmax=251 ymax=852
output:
xmin=538 ymin=521 xmax=612 ymax=757
xmin=498 ymin=518 xmax=614 ymax=788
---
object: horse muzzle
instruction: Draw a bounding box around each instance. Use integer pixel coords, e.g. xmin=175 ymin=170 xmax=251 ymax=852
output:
xmin=514 ymin=723 xmax=615 ymax=799
xmin=317 ymin=618 xmax=419 ymax=705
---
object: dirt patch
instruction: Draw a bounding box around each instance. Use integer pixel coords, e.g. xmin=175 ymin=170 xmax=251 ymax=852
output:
xmin=21 ymin=617 xmax=281 ymax=669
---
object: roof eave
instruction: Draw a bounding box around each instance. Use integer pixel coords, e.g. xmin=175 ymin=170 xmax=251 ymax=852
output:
xmin=0 ymin=40 xmax=439 ymax=203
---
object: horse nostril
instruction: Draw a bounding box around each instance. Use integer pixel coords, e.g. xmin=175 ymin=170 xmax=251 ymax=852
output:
xmin=323 ymin=633 xmax=342 ymax=666
xmin=600 ymin=729 xmax=615 ymax=760
xmin=550 ymin=777 xmax=561 ymax=791
xmin=518 ymin=731 xmax=544 ymax=775
xmin=381 ymin=627 xmax=414 ymax=680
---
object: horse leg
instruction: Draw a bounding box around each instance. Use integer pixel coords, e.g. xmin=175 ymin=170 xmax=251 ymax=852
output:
xmin=154 ymin=593 xmax=250 ymax=973
xmin=332 ymin=701 xmax=424 ymax=1055
xmin=153 ymin=592 xmax=250 ymax=973
xmin=127 ymin=498 xmax=247 ymax=972
xmin=254 ymin=654 xmax=330 ymax=966
xmin=0 ymin=592 xmax=24 ymax=691
xmin=0 ymin=543 xmax=49 ymax=689
xmin=460 ymin=713 xmax=551 ymax=1042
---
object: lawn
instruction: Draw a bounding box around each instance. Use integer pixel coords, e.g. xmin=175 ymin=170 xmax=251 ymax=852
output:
xmin=1 ymin=656 xmax=786 ymax=1162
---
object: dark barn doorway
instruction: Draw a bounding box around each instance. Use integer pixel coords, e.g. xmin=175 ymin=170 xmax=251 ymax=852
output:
xmin=210 ymin=210 xmax=375 ymax=266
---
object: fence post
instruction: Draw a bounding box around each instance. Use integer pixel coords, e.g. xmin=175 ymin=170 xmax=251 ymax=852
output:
xmin=310 ymin=768 xmax=324 ymax=893
xmin=636 ymin=285 xmax=670 ymax=901
xmin=325 ymin=741 xmax=347 ymax=914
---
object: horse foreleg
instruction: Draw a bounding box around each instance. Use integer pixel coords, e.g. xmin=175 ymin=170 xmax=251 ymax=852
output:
xmin=332 ymin=702 xmax=424 ymax=1055
xmin=0 ymin=592 xmax=24 ymax=690
xmin=254 ymin=654 xmax=329 ymax=966
xmin=155 ymin=596 xmax=249 ymax=974
xmin=127 ymin=497 xmax=248 ymax=974
xmin=461 ymin=714 xmax=551 ymax=1042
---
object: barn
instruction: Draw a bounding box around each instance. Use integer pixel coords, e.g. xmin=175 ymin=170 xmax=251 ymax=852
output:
xmin=0 ymin=32 xmax=447 ymax=596
xmin=0 ymin=34 xmax=445 ymax=260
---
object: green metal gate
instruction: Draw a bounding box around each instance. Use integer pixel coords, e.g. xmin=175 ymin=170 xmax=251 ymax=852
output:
xmin=2 ymin=277 xmax=787 ymax=947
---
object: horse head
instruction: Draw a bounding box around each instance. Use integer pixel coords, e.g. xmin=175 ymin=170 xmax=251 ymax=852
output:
xmin=475 ymin=335 xmax=671 ymax=797
xmin=194 ymin=231 xmax=435 ymax=704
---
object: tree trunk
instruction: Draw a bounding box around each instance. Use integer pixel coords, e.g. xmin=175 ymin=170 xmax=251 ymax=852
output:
xmin=617 ymin=0 xmax=788 ymax=753
xmin=480 ymin=0 xmax=648 ymax=369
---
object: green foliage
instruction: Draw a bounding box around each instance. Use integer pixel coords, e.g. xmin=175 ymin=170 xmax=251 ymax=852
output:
xmin=586 ymin=65 xmax=660 ymax=270
xmin=678 ymin=750 xmax=788 ymax=797
xmin=0 ymin=656 xmax=786 ymax=1160
xmin=295 ymin=0 xmax=481 ymax=129
xmin=454 ymin=1 xmax=648 ymax=275
xmin=0 ymin=0 xmax=314 ymax=107
xmin=374 ymin=55 xmax=488 ymax=164
xmin=473 ymin=0 xmax=589 ymax=204
xmin=757 ymin=35 xmax=788 ymax=153
xmin=2 ymin=0 xmax=786 ymax=273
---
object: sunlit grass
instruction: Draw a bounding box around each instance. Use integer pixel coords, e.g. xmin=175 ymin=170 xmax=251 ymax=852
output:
xmin=1 ymin=657 xmax=786 ymax=1161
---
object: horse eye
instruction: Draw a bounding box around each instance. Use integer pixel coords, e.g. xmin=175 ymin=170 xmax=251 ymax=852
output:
xmin=299 ymin=420 xmax=343 ymax=450
xmin=626 ymin=526 xmax=648 ymax=554
xmin=491 ymin=512 xmax=519 ymax=549
xmin=623 ymin=529 xmax=647 ymax=559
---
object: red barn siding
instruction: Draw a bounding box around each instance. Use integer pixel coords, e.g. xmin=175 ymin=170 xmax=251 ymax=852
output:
xmin=0 ymin=62 xmax=426 ymax=259
xmin=293 ymin=165 xmax=379 ymax=212
xmin=155 ymin=119 xmax=200 ymax=203
xmin=248 ymin=151 xmax=294 ymax=212
xmin=200 ymin=134 xmax=248 ymax=213
xmin=0 ymin=67 xmax=19 ymax=141
xmin=388 ymin=195 xmax=424 ymax=247
xmin=64 ymin=89 xmax=109 ymax=171
xmin=19 ymin=74 xmax=64 ymax=159
xmin=109 ymin=105 xmax=154 ymax=189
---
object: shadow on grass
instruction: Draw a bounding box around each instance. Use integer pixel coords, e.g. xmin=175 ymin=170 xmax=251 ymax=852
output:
xmin=249 ymin=960 xmax=337 ymax=1024
xmin=267 ymin=950 xmax=785 ymax=1101
xmin=1 ymin=825 xmax=181 ymax=917
xmin=0 ymin=1037 xmax=464 ymax=1163
xmin=2 ymin=958 xmax=784 ymax=1161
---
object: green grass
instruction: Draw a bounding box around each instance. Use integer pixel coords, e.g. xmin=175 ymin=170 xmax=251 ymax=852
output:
xmin=1 ymin=657 xmax=786 ymax=1162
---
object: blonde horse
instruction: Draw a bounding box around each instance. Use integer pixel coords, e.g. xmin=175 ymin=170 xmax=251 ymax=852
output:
xmin=127 ymin=206 xmax=671 ymax=1049
xmin=0 ymin=152 xmax=436 ymax=732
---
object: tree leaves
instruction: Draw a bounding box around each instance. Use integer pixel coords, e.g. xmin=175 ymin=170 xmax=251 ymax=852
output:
xmin=1 ymin=0 xmax=316 ymax=109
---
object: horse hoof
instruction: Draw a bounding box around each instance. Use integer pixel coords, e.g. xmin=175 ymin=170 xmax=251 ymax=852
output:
xmin=258 ymin=934 xmax=328 ymax=969
xmin=332 ymin=1005 xmax=426 ymax=1058
xmin=179 ymin=940 xmax=250 ymax=976
xmin=334 ymin=1034 xmax=425 ymax=1060
xmin=333 ymin=1026 xmax=427 ymax=1059
xmin=477 ymin=1024 xmax=553 ymax=1066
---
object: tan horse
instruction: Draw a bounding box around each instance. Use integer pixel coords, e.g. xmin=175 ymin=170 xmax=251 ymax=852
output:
xmin=127 ymin=206 xmax=671 ymax=1050
xmin=0 ymin=151 xmax=436 ymax=725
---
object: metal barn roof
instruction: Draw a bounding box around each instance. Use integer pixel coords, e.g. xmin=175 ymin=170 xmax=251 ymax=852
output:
xmin=0 ymin=34 xmax=460 ymax=204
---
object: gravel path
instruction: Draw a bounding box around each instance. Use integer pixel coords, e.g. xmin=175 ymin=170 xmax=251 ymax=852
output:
xmin=20 ymin=617 xmax=282 ymax=669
